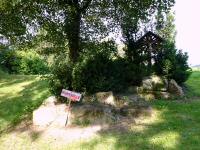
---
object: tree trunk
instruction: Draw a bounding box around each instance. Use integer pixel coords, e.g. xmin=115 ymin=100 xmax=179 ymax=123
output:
xmin=65 ymin=11 xmax=81 ymax=63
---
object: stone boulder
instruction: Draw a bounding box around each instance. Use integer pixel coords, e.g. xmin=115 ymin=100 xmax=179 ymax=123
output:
xmin=140 ymin=75 xmax=167 ymax=92
xmin=95 ymin=91 xmax=116 ymax=106
xmin=33 ymin=105 xmax=57 ymax=126
xmin=136 ymin=75 xmax=171 ymax=101
xmin=139 ymin=92 xmax=156 ymax=101
xmin=156 ymin=92 xmax=171 ymax=99
xmin=42 ymin=96 xmax=57 ymax=106
xmin=168 ymin=79 xmax=184 ymax=96
xmin=70 ymin=104 xmax=115 ymax=125
xmin=33 ymin=96 xmax=68 ymax=127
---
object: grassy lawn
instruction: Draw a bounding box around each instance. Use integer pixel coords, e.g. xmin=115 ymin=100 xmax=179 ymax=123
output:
xmin=185 ymin=71 xmax=200 ymax=97
xmin=0 ymin=70 xmax=50 ymax=133
xmin=0 ymin=71 xmax=200 ymax=150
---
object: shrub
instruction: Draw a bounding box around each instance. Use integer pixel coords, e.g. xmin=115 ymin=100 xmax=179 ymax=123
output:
xmin=72 ymin=52 xmax=113 ymax=94
xmin=154 ymin=41 xmax=191 ymax=84
xmin=49 ymin=40 xmax=147 ymax=96
xmin=48 ymin=54 xmax=73 ymax=98
xmin=72 ymin=54 xmax=145 ymax=94
xmin=0 ymin=49 xmax=49 ymax=74
xmin=172 ymin=50 xmax=192 ymax=84
xmin=72 ymin=41 xmax=126 ymax=94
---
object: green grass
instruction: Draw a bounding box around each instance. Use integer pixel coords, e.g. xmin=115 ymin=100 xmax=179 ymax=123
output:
xmin=186 ymin=71 xmax=200 ymax=97
xmin=0 ymin=71 xmax=50 ymax=133
xmin=0 ymin=71 xmax=200 ymax=150
xmin=65 ymin=101 xmax=200 ymax=150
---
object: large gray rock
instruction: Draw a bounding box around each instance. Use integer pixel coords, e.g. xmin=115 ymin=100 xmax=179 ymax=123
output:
xmin=168 ymin=79 xmax=184 ymax=96
xmin=95 ymin=91 xmax=116 ymax=106
xmin=42 ymin=96 xmax=57 ymax=106
xmin=70 ymin=104 xmax=116 ymax=125
xmin=33 ymin=105 xmax=57 ymax=126
xmin=157 ymin=92 xmax=171 ymax=99
xmin=141 ymin=75 xmax=167 ymax=92
xmin=33 ymin=96 xmax=68 ymax=127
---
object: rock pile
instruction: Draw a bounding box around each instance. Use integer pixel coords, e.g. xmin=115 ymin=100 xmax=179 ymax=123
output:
xmin=137 ymin=75 xmax=184 ymax=100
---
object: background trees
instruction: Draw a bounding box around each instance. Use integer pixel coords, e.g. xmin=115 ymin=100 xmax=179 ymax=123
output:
xmin=1 ymin=0 xmax=191 ymax=96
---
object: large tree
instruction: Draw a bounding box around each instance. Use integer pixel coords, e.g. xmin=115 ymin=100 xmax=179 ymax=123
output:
xmin=0 ymin=0 xmax=175 ymax=62
xmin=156 ymin=11 xmax=176 ymax=43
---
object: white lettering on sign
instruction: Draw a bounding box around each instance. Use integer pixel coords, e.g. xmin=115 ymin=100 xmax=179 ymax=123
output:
xmin=61 ymin=89 xmax=81 ymax=101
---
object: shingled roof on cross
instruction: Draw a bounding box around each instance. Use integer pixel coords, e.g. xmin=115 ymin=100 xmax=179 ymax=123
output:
xmin=135 ymin=31 xmax=164 ymax=45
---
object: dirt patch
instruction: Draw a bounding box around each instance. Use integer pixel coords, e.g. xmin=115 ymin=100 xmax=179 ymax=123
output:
xmin=0 ymin=108 xmax=158 ymax=150
xmin=0 ymin=96 xmax=155 ymax=148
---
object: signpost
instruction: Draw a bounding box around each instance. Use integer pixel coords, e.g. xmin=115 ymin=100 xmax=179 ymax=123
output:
xmin=61 ymin=89 xmax=81 ymax=126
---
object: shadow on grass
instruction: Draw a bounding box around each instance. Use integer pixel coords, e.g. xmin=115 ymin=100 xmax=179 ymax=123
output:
xmin=0 ymin=76 xmax=50 ymax=135
xmin=0 ymin=75 xmax=37 ymax=88
xmin=185 ymin=71 xmax=200 ymax=97
xmin=74 ymin=100 xmax=200 ymax=150
xmin=1 ymin=72 xmax=200 ymax=149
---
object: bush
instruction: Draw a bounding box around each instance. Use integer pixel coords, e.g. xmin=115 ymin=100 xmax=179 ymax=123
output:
xmin=72 ymin=54 xmax=144 ymax=94
xmin=154 ymin=41 xmax=191 ymax=84
xmin=0 ymin=49 xmax=49 ymax=74
xmin=72 ymin=41 xmax=127 ymax=94
xmin=172 ymin=50 xmax=192 ymax=84
xmin=72 ymin=52 xmax=113 ymax=94
xmin=49 ymin=40 xmax=147 ymax=96
xmin=48 ymin=54 xmax=73 ymax=98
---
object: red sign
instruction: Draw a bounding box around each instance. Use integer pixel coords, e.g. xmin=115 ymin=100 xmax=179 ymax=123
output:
xmin=61 ymin=89 xmax=81 ymax=101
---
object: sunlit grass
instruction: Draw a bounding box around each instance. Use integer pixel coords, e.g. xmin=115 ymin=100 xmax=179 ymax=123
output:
xmin=0 ymin=71 xmax=50 ymax=133
xmin=0 ymin=71 xmax=200 ymax=149
xmin=185 ymin=71 xmax=200 ymax=97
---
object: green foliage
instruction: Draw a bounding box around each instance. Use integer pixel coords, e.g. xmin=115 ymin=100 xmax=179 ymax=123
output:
xmin=72 ymin=41 xmax=116 ymax=93
xmin=72 ymin=52 xmax=108 ymax=93
xmin=72 ymin=55 xmax=144 ymax=94
xmin=48 ymin=54 xmax=73 ymax=98
xmin=0 ymin=0 xmax=175 ymax=63
xmin=123 ymin=42 xmax=150 ymax=83
xmin=48 ymin=43 xmax=146 ymax=96
xmin=156 ymin=12 xmax=176 ymax=43
xmin=0 ymin=49 xmax=49 ymax=74
xmin=49 ymin=40 xmax=147 ymax=96
xmin=154 ymin=11 xmax=191 ymax=84
xmin=172 ymin=50 xmax=192 ymax=84
xmin=49 ymin=41 xmax=125 ymax=95
xmin=154 ymin=41 xmax=191 ymax=84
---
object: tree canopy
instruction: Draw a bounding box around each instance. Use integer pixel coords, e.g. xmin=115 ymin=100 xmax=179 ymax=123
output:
xmin=1 ymin=0 xmax=175 ymax=62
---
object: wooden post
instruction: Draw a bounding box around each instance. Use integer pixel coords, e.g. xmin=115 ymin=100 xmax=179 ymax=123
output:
xmin=65 ymin=99 xmax=72 ymax=126
xmin=60 ymin=89 xmax=82 ymax=126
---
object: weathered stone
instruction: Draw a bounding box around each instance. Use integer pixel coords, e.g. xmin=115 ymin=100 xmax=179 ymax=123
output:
xmin=168 ymin=79 xmax=184 ymax=96
xmin=70 ymin=104 xmax=116 ymax=125
xmin=52 ymin=104 xmax=68 ymax=127
xmin=42 ymin=96 xmax=57 ymax=106
xmin=95 ymin=91 xmax=116 ymax=106
xmin=33 ymin=97 xmax=68 ymax=127
xmin=154 ymin=91 xmax=171 ymax=99
xmin=33 ymin=106 xmax=57 ymax=126
xmin=141 ymin=75 xmax=167 ymax=92
xmin=139 ymin=93 xmax=156 ymax=101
